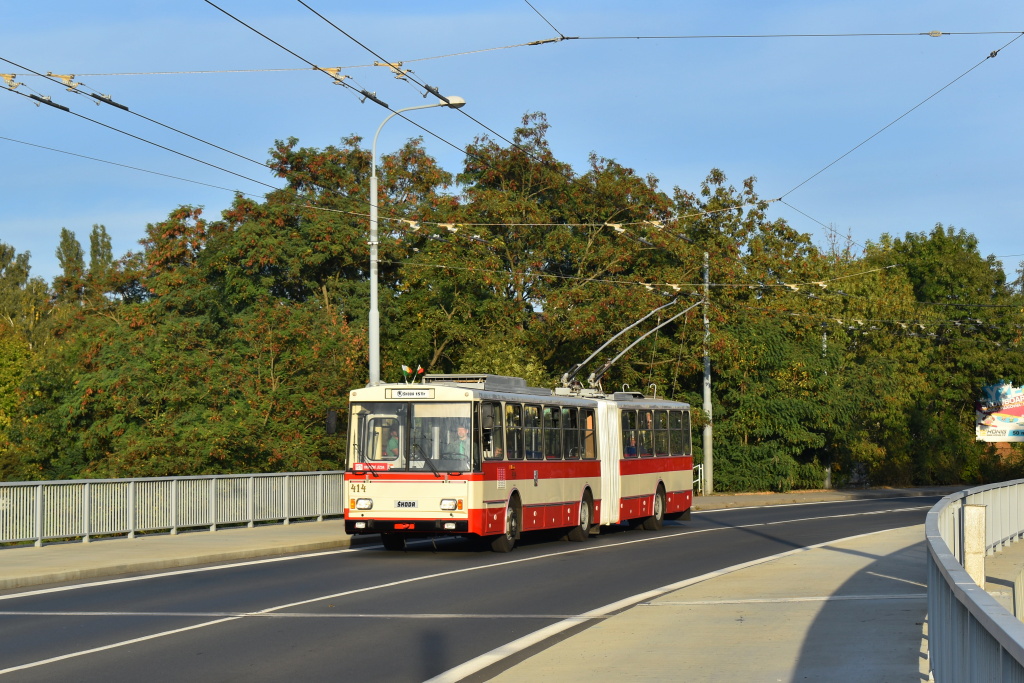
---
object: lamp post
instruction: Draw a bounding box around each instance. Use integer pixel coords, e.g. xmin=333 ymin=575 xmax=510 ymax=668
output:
xmin=368 ymin=96 xmax=465 ymax=386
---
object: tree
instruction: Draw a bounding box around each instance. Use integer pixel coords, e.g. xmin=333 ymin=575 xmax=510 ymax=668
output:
xmin=54 ymin=227 xmax=85 ymax=302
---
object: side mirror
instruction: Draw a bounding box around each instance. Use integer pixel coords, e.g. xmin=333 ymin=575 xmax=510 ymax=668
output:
xmin=326 ymin=409 xmax=338 ymax=435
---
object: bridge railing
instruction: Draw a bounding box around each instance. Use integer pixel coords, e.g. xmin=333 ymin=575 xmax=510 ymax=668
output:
xmin=927 ymin=480 xmax=1024 ymax=682
xmin=0 ymin=472 xmax=345 ymax=547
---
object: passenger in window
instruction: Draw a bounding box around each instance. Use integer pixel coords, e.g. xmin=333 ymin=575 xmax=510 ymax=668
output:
xmin=386 ymin=428 xmax=400 ymax=458
xmin=451 ymin=425 xmax=471 ymax=456
xmin=625 ymin=437 xmax=637 ymax=457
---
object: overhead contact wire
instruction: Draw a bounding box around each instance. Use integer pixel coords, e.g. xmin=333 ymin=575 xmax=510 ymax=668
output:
xmin=780 ymin=32 xmax=1024 ymax=199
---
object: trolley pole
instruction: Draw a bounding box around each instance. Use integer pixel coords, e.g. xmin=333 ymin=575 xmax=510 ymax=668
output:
xmin=702 ymin=251 xmax=713 ymax=495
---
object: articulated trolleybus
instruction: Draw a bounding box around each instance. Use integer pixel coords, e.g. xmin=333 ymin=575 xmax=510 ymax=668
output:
xmin=343 ymin=373 xmax=693 ymax=552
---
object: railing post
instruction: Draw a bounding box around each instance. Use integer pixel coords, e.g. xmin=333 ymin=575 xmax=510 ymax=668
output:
xmin=964 ymin=503 xmax=987 ymax=586
xmin=171 ymin=478 xmax=178 ymax=535
xmin=34 ymin=483 xmax=43 ymax=548
xmin=128 ymin=479 xmax=136 ymax=539
xmin=209 ymin=477 xmax=217 ymax=532
xmin=247 ymin=475 xmax=255 ymax=528
xmin=1015 ymin=568 xmax=1024 ymax=620
xmin=284 ymin=474 xmax=291 ymax=525
xmin=83 ymin=481 xmax=91 ymax=543
xmin=317 ymin=473 xmax=324 ymax=522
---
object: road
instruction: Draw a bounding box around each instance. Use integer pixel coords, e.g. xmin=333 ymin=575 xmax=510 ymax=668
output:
xmin=0 ymin=496 xmax=935 ymax=682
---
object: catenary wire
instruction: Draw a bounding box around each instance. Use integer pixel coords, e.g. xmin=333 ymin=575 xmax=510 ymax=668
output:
xmin=780 ymin=32 xmax=1024 ymax=199
xmin=2 ymin=86 xmax=280 ymax=192
xmin=0 ymin=135 xmax=263 ymax=197
xmin=292 ymin=0 xmax=536 ymax=160
xmin=522 ymin=0 xmax=569 ymax=40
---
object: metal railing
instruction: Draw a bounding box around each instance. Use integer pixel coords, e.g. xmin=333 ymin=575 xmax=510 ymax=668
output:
xmin=927 ymin=480 xmax=1024 ymax=682
xmin=0 ymin=472 xmax=345 ymax=547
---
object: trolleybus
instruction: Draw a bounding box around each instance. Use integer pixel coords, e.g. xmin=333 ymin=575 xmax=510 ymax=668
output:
xmin=343 ymin=373 xmax=693 ymax=552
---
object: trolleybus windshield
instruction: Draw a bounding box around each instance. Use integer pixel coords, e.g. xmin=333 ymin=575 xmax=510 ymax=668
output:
xmin=349 ymin=401 xmax=474 ymax=473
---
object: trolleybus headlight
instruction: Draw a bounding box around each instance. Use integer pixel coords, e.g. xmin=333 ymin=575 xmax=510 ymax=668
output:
xmin=440 ymin=498 xmax=461 ymax=511
xmin=354 ymin=498 xmax=374 ymax=510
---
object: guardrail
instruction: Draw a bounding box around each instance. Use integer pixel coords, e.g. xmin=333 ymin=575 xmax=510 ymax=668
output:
xmin=0 ymin=472 xmax=345 ymax=547
xmin=926 ymin=480 xmax=1024 ymax=681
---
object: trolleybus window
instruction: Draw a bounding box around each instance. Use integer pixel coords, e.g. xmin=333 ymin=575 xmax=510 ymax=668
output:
xmin=544 ymin=405 xmax=562 ymax=460
xmin=582 ymin=408 xmax=596 ymax=459
xmin=622 ymin=410 xmax=638 ymax=458
xmin=638 ymin=410 xmax=654 ymax=456
xmin=562 ymin=407 xmax=580 ymax=460
xmin=670 ymin=410 xmax=692 ymax=456
xmin=482 ymin=401 xmax=505 ymax=461
xmin=348 ymin=401 xmax=473 ymax=472
xmin=524 ymin=404 xmax=542 ymax=460
xmin=505 ymin=403 xmax=524 ymax=460
xmin=654 ymin=410 xmax=670 ymax=456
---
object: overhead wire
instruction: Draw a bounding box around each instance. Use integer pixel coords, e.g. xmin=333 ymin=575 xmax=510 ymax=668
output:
xmin=521 ymin=0 xmax=570 ymax=40
xmin=0 ymin=135 xmax=264 ymax=197
xmin=780 ymin=31 xmax=1024 ymax=199
xmin=1 ymin=56 xmax=274 ymax=171
xmin=24 ymin=30 xmax=1020 ymax=80
xmin=291 ymin=0 xmax=537 ymax=160
xmin=576 ymin=31 xmax=1024 ymax=40
xmin=2 ymin=85 xmax=280 ymax=192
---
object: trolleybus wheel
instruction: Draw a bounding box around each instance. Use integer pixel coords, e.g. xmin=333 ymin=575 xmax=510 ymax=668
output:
xmin=491 ymin=500 xmax=519 ymax=553
xmin=567 ymin=492 xmax=593 ymax=542
xmin=641 ymin=486 xmax=666 ymax=531
xmin=381 ymin=533 xmax=406 ymax=551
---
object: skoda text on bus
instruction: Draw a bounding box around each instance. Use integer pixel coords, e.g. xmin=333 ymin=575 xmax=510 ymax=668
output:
xmin=343 ymin=374 xmax=693 ymax=552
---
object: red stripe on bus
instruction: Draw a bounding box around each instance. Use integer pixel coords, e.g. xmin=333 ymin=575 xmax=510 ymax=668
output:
xmin=619 ymin=455 xmax=692 ymax=476
xmin=482 ymin=460 xmax=602 ymax=480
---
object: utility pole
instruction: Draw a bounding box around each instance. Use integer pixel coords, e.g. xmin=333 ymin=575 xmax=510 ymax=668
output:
xmin=703 ymin=251 xmax=713 ymax=494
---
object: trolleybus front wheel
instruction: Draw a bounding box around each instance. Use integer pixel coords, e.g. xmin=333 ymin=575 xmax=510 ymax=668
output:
xmin=491 ymin=499 xmax=520 ymax=553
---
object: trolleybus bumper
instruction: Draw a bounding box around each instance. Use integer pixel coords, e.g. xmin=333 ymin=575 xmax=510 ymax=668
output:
xmin=345 ymin=519 xmax=470 ymax=535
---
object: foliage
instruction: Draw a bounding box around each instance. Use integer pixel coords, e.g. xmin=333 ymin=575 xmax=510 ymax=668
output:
xmin=3 ymin=119 xmax=1023 ymax=489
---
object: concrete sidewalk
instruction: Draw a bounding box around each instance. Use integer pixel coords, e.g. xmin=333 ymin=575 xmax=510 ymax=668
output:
xmin=0 ymin=519 xmax=358 ymax=591
xmin=487 ymin=525 xmax=930 ymax=682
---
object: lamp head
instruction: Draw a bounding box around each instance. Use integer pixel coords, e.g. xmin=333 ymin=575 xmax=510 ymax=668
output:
xmin=441 ymin=95 xmax=466 ymax=109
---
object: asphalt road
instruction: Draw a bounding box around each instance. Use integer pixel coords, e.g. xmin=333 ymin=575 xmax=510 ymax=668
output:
xmin=0 ymin=496 xmax=937 ymax=682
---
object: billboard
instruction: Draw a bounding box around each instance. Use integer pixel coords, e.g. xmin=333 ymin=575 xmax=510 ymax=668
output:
xmin=976 ymin=381 xmax=1024 ymax=442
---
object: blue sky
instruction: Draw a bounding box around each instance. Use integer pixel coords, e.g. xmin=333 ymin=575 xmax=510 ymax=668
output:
xmin=3 ymin=1 xmax=1023 ymax=284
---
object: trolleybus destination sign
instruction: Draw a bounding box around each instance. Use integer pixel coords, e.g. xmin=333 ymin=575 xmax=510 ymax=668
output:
xmin=386 ymin=388 xmax=434 ymax=399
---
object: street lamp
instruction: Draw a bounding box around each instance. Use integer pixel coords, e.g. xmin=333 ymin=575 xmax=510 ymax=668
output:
xmin=368 ymin=96 xmax=466 ymax=386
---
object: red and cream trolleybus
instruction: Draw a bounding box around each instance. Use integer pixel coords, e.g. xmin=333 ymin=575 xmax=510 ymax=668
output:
xmin=343 ymin=373 xmax=693 ymax=552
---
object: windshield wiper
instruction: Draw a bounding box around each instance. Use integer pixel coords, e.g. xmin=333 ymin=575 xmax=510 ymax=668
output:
xmin=352 ymin=444 xmax=378 ymax=477
xmin=412 ymin=444 xmax=442 ymax=478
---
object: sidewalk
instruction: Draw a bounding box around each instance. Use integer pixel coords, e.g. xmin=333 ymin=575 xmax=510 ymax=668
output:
xmin=0 ymin=519 xmax=357 ymax=591
xmin=488 ymin=525 xmax=931 ymax=682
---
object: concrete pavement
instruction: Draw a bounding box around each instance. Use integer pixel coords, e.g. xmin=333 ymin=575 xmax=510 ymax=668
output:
xmin=0 ymin=488 xmax=956 ymax=681
xmin=486 ymin=525 xmax=930 ymax=683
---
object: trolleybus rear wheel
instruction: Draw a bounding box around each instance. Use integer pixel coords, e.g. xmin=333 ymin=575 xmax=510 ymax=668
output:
xmin=641 ymin=486 xmax=666 ymax=531
xmin=567 ymin=492 xmax=593 ymax=542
